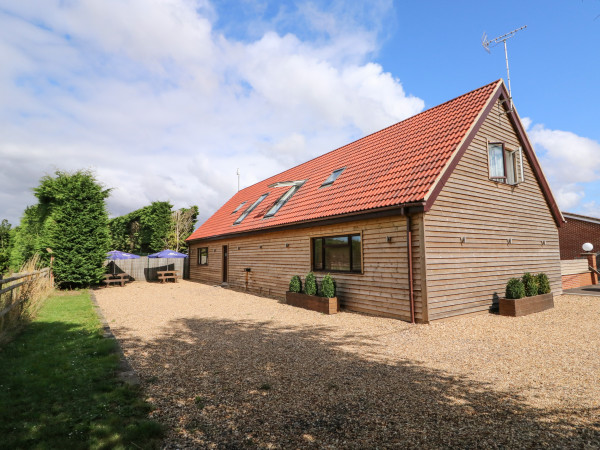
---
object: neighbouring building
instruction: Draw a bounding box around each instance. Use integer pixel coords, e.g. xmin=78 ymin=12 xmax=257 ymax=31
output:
xmin=559 ymin=212 xmax=600 ymax=260
xmin=558 ymin=212 xmax=600 ymax=290
xmin=187 ymin=80 xmax=563 ymax=323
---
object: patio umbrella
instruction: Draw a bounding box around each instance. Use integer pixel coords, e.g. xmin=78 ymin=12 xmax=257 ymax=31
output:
xmin=106 ymin=250 xmax=140 ymax=275
xmin=148 ymin=249 xmax=187 ymax=277
xmin=147 ymin=249 xmax=188 ymax=259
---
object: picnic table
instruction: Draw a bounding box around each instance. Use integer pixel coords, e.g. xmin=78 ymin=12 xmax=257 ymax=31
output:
xmin=157 ymin=270 xmax=179 ymax=283
xmin=102 ymin=273 xmax=130 ymax=287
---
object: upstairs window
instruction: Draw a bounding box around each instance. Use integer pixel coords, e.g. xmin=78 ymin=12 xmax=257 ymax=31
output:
xmin=488 ymin=142 xmax=523 ymax=185
xmin=232 ymin=201 xmax=247 ymax=214
xmin=264 ymin=181 xmax=306 ymax=218
xmin=320 ymin=167 xmax=345 ymax=187
xmin=234 ymin=193 xmax=268 ymax=225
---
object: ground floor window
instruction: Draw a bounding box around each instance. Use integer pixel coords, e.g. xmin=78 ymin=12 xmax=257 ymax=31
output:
xmin=198 ymin=247 xmax=208 ymax=265
xmin=312 ymin=234 xmax=361 ymax=272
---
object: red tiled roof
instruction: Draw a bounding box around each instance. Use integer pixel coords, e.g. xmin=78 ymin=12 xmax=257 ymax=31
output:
xmin=188 ymin=80 xmax=502 ymax=241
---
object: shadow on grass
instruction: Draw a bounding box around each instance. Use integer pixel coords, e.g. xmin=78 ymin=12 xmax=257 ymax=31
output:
xmin=119 ymin=317 xmax=600 ymax=448
xmin=0 ymin=319 xmax=162 ymax=449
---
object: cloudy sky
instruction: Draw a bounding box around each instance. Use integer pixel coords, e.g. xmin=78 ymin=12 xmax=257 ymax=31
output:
xmin=1 ymin=0 xmax=599 ymax=227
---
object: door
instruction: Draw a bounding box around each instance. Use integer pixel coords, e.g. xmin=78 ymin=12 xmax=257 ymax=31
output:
xmin=222 ymin=245 xmax=228 ymax=283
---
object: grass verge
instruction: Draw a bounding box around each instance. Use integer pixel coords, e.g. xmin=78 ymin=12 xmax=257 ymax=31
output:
xmin=0 ymin=290 xmax=163 ymax=449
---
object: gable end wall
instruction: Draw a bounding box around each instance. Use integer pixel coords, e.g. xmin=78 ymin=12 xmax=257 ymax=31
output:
xmin=424 ymin=99 xmax=562 ymax=321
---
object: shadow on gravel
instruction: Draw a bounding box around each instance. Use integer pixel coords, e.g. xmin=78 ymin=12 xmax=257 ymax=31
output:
xmin=120 ymin=318 xmax=600 ymax=448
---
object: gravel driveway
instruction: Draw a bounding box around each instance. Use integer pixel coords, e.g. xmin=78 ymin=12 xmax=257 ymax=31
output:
xmin=94 ymin=281 xmax=600 ymax=449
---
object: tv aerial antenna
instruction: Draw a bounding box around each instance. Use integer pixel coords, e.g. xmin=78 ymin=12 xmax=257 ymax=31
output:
xmin=482 ymin=25 xmax=527 ymax=111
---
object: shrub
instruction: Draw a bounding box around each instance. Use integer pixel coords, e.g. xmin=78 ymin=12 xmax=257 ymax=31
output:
xmin=522 ymin=272 xmax=538 ymax=297
xmin=505 ymin=278 xmax=525 ymax=299
xmin=289 ymin=275 xmax=302 ymax=293
xmin=536 ymin=273 xmax=551 ymax=294
xmin=305 ymin=272 xmax=317 ymax=296
xmin=321 ymin=274 xmax=336 ymax=298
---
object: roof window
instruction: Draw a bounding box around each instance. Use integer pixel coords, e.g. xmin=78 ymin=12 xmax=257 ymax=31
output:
xmin=320 ymin=168 xmax=345 ymax=187
xmin=232 ymin=201 xmax=247 ymax=214
xmin=264 ymin=180 xmax=306 ymax=218
xmin=234 ymin=194 xmax=268 ymax=225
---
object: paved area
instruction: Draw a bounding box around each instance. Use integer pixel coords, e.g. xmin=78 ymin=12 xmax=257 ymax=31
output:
xmin=563 ymin=284 xmax=600 ymax=296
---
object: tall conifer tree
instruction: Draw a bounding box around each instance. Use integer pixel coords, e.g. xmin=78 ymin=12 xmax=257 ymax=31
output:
xmin=34 ymin=170 xmax=111 ymax=288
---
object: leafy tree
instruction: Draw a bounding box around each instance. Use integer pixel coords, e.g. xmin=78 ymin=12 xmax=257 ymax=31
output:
xmin=166 ymin=206 xmax=199 ymax=253
xmin=34 ymin=170 xmax=111 ymax=288
xmin=9 ymin=206 xmax=45 ymax=270
xmin=109 ymin=202 xmax=198 ymax=254
xmin=0 ymin=219 xmax=12 ymax=274
xmin=108 ymin=201 xmax=172 ymax=254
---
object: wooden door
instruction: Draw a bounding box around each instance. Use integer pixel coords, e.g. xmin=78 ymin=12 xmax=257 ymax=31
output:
xmin=222 ymin=245 xmax=228 ymax=283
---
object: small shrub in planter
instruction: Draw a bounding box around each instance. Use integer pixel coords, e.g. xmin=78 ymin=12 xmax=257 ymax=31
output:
xmin=305 ymin=272 xmax=317 ymax=296
xmin=505 ymin=278 xmax=525 ymax=299
xmin=522 ymin=272 xmax=538 ymax=297
xmin=289 ymin=275 xmax=302 ymax=293
xmin=536 ymin=273 xmax=551 ymax=295
xmin=321 ymin=274 xmax=336 ymax=298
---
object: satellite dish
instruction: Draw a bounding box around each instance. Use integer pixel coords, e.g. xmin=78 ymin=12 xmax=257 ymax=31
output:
xmin=582 ymin=242 xmax=594 ymax=252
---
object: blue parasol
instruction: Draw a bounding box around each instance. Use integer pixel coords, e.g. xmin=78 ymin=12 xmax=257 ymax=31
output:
xmin=106 ymin=250 xmax=140 ymax=274
xmin=107 ymin=250 xmax=140 ymax=260
xmin=148 ymin=249 xmax=187 ymax=279
xmin=148 ymin=249 xmax=188 ymax=259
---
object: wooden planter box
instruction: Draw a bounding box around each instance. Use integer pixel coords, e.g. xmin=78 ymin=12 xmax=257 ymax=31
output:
xmin=285 ymin=291 xmax=338 ymax=315
xmin=499 ymin=293 xmax=554 ymax=317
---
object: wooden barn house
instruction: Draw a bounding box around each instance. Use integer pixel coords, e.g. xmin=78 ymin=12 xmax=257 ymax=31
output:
xmin=187 ymin=80 xmax=563 ymax=323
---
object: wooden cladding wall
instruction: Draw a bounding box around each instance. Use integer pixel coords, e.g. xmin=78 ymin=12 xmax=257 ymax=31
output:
xmin=189 ymin=214 xmax=426 ymax=322
xmin=424 ymin=99 xmax=562 ymax=321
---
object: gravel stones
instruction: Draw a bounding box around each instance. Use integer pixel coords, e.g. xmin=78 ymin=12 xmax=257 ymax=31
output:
xmin=95 ymin=282 xmax=600 ymax=448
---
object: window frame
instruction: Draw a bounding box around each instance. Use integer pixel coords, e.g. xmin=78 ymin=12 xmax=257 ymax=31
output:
xmin=488 ymin=142 xmax=507 ymax=181
xmin=264 ymin=181 xmax=305 ymax=218
xmin=197 ymin=247 xmax=208 ymax=266
xmin=234 ymin=193 xmax=269 ymax=225
xmin=320 ymin=167 xmax=345 ymax=188
xmin=311 ymin=233 xmax=362 ymax=273
xmin=488 ymin=142 xmax=522 ymax=185
xmin=232 ymin=201 xmax=247 ymax=214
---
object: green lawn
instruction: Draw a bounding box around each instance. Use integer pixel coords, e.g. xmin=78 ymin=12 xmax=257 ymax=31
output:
xmin=0 ymin=290 xmax=163 ymax=449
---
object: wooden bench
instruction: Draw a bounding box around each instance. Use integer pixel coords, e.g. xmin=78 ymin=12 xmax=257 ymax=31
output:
xmin=157 ymin=270 xmax=179 ymax=283
xmin=103 ymin=274 xmax=129 ymax=287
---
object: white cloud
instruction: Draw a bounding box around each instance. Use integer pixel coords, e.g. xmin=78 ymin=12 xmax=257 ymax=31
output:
xmin=581 ymin=201 xmax=600 ymax=218
xmin=529 ymin=124 xmax=600 ymax=212
xmin=0 ymin=0 xmax=423 ymax=226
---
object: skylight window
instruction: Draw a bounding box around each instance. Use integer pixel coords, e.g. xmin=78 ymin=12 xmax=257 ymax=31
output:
xmin=320 ymin=168 xmax=345 ymax=187
xmin=234 ymin=194 xmax=268 ymax=225
xmin=232 ymin=201 xmax=247 ymax=214
xmin=264 ymin=181 xmax=306 ymax=218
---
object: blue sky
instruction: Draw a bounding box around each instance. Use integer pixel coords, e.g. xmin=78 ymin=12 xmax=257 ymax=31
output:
xmin=1 ymin=0 xmax=599 ymax=227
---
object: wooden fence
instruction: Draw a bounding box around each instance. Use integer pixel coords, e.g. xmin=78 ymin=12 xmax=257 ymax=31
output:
xmin=106 ymin=256 xmax=189 ymax=282
xmin=0 ymin=268 xmax=51 ymax=334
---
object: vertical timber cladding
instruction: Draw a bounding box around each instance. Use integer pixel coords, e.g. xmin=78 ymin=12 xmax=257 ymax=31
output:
xmin=189 ymin=214 xmax=426 ymax=322
xmin=424 ymin=99 xmax=562 ymax=321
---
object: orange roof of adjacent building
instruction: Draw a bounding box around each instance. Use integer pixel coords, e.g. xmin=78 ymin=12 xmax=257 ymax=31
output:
xmin=188 ymin=80 xmax=561 ymax=241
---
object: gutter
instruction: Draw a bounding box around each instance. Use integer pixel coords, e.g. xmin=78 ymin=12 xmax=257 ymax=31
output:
xmin=406 ymin=213 xmax=415 ymax=324
xmin=187 ymin=202 xmax=425 ymax=243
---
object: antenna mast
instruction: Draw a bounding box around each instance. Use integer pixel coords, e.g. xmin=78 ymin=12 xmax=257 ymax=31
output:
xmin=236 ymin=168 xmax=240 ymax=192
xmin=482 ymin=25 xmax=527 ymax=111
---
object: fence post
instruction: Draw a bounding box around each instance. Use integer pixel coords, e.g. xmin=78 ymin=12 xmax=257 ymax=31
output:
xmin=587 ymin=253 xmax=598 ymax=285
